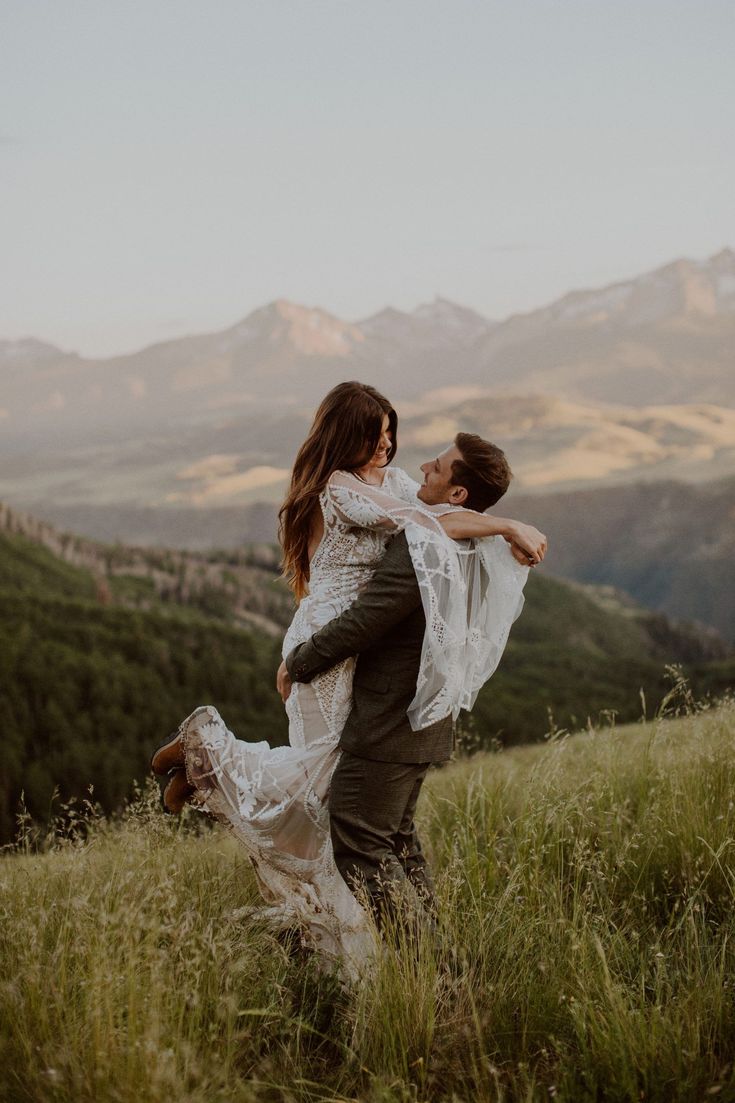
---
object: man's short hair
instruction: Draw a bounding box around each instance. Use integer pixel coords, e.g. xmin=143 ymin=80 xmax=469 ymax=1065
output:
xmin=451 ymin=432 xmax=512 ymax=511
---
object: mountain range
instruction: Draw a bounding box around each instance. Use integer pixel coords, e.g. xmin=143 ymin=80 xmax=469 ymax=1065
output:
xmin=2 ymin=248 xmax=733 ymax=649
xmin=2 ymin=248 xmax=734 ymax=451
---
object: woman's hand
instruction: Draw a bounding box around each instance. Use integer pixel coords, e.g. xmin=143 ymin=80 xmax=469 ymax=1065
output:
xmin=508 ymin=540 xmax=537 ymax=566
xmin=276 ymin=660 xmax=292 ymax=703
xmin=506 ymin=521 xmax=547 ymax=565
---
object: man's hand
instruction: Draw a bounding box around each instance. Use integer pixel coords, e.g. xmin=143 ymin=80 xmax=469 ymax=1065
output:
xmin=507 ymin=521 xmax=547 ymax=565
xmin=276 ymin=660 xmax=292 ymax=703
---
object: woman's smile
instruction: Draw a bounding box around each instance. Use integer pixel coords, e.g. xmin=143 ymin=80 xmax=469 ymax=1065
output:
xmin=368 ymin=416 xmax=392 ymax=467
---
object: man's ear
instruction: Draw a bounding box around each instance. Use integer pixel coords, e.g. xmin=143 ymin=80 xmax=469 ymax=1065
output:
xmin=449 ymin=484 xmax=468 ymax=506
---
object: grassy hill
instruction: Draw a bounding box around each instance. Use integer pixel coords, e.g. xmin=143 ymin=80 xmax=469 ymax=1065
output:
xmin=1 ymin=510 xmax=733 ymax=843
xmin=467 ymin=570 xmax=733 ymax=746
xmin=1 ymin=704 xmax=734 ymax=1101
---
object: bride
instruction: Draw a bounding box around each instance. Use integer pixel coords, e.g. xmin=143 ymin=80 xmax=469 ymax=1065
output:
xmin=151 ymin=382 xmax=544 ymax=970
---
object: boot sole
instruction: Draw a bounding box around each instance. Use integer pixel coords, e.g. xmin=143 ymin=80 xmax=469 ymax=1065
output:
xmin=162 ymin=769 xmax=195 ymax=814
xmin=150 ymin=730 xmax=184 ymax=777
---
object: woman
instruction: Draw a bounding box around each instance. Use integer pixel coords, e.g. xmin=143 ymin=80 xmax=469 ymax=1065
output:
xmin=152 ymin=382 xmax=540 ymax=971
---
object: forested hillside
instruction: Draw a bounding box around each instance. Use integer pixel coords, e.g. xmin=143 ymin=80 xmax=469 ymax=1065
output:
xmin=1 ymin=512 xmax=732 ymax=843
xmin=510 ymin=475 xmax=735 ymax=642
xmin=467 ymin=572 xmax=733 ymax=746
xmin=0 ymin=527 xmax=288 ymax=842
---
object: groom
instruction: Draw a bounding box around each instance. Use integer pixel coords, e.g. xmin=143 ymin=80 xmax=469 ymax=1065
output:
xmin=278 ymin=433 xmax=546 ymax=931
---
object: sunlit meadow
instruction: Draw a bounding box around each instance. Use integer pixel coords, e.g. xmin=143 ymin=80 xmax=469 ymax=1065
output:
xmin=2 ymin=690 xmax=735 ymax=1102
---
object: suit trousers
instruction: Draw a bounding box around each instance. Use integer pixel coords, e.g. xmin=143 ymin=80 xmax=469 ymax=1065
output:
xmin=328 ymin=749 xmax=436 ymax=931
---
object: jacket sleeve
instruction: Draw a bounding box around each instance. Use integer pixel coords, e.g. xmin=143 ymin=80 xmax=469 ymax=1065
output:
xmin=285 ymin=533 xmax=421 ymax=683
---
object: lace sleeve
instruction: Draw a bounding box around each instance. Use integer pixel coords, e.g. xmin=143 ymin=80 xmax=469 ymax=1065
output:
xmin=404 ymin=534 xmax=528 ymax=729
xmin=325 ymin=469 xmax=528 ymax=732
xmin=385 ymin=466 xmax=424 ymax=506
xmin=325 ymin=470 xmax=453 ymax=532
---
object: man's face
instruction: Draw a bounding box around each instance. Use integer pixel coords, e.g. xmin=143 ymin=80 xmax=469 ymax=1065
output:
xmin=417 ymin=444 xmax=468 ymax=506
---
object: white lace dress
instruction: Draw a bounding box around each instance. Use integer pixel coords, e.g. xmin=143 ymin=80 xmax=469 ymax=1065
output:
xmin=178 ymin=466 xmax=527 ymax=974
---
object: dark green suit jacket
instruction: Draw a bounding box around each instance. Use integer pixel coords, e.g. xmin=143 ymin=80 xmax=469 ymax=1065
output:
xmin=285 ymin=532 xmax=454 ymax=764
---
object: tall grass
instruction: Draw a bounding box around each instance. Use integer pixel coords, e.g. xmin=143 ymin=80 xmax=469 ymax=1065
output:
xmin=2 ymin=697 xmax=735 ymax=1101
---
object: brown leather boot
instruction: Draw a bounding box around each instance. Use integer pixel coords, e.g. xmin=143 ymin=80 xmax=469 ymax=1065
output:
xmin=162 ymin=768 xmax=195 ymax=814
xmin=150 ymin=730 xmax=185 ymax=776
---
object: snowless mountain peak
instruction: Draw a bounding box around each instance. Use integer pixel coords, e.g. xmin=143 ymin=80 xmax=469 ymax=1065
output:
xmin=225 ymin=299 xmax=363 ymax=356
xmin=414 ymin=295 xmax=465 ymax=316
xmin=0 ymin=337 xmax=72 ymax=364
xmin=412 ymin=296 xmax=493 ymax=333
xmin=710 ymin=247 xmax=735 ymax=268
xmin=544 ymin=248 xmax=735 ymax=327
xmin=357 ymin=299 xmax=492 ymax=347
xmin=355 ymin=307 xmax=414 ymax=342
xmin=358 ymin=305 xmax=406 ymax=325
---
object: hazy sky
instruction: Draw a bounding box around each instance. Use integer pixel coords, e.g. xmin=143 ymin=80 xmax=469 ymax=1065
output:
xmin=2 ymin=0 xmax=734 ymax=356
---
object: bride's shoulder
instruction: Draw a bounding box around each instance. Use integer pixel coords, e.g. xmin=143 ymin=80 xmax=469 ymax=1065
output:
xmin=326 ymin=467 xmax=411 ymax=503
xmin=327 ymin=469 xmax=391 ymax=491
xmin=325 ymin=469 xmax=359 ymax=491
xmin=384 ymin=465 xmax=420 ymax=500
xmin=323 ymin=469 xmax=372 ymax=507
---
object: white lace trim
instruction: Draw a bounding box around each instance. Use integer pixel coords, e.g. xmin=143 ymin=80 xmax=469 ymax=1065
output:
xmin=321 ymin=468 xmax=528 ymax=729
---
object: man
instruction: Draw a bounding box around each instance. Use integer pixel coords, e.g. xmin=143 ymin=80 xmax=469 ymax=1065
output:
xmin=278 ymin=433 xmax=546 ymax=931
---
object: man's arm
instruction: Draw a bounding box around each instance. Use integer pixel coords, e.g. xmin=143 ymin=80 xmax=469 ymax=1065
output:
xmin=285 ymin=533 xmax=420 ymax=685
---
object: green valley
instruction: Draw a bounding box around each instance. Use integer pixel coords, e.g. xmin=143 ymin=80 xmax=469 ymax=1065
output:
xmin=1 ymin=507 xmax=732 ymax=844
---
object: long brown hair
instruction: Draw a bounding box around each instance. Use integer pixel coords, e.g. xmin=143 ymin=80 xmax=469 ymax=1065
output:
xmin=279 ymin=381 xmax=397 ymax=599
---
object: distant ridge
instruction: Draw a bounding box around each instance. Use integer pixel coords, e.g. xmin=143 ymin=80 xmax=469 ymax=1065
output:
xmin=0 ymin=500 xmax=289 ymax=636
xmin=2 ymin=496 xmax=729 ymax=662
xmin=2 ymin=248 xmax=733 ymax=445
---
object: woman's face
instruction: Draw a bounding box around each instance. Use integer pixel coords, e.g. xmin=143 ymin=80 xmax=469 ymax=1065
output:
xmin=363 ymin=413 xmax=392 ymax=469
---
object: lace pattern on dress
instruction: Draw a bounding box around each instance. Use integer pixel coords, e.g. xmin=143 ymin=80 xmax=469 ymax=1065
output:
xmin=176 ymin=465 xmax=527 ymax=974
xmin=322 ymin=469 xmax=528 ymax=729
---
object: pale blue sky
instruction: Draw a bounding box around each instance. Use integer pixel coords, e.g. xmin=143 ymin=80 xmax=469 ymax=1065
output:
xmin=2 ymin=0 xmax=734 ymax=356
